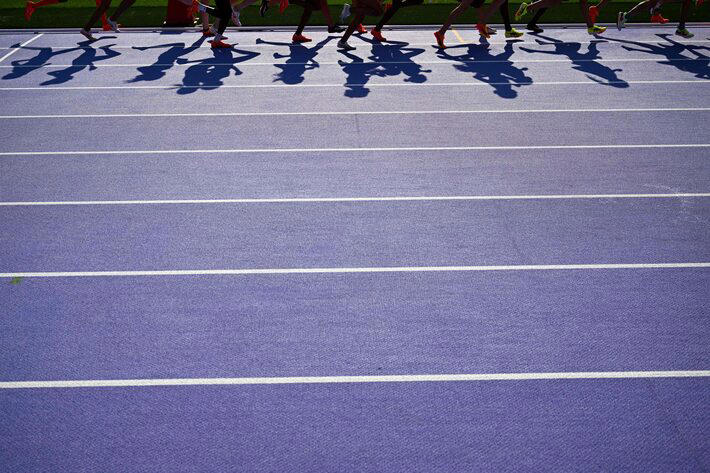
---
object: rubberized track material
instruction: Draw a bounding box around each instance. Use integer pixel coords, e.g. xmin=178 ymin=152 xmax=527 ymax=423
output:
xmin=1 ymin=25 xmax=709 ymax=472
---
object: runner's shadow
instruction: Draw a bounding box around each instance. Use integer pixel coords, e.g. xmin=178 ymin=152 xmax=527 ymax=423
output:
xmin=436 ymin=41 xmax=532 ymax=98
xmin=256 ymin=36 xmax=334 ymax=84
xmin=338 ymin=49 xmax=381 ymax=97
xmin=128 ymin=38 xmax=206 ymax=83
xmin=605 ymin=33 xmax=710 ymax=80
xmin=520 ymin=35 xmax=628 ymax=88
xmin=40 ymin=44 xmax=120 ymax=86
xmin=338 ymin=40 xmax=430 ymax=98
xmin=2 ymin=38 xmax=116 ymax=81
xmin=174 ymin=47 xmax=260 ymax=94
xmin=367 ymin=39 xmax=431 ymax=84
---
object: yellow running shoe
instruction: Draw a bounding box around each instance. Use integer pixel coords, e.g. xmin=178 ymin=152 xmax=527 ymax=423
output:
xmin=515 ymin=2 xmax=529 ymax=21
xmin=505 ymin=28 xmax=524 ymax=38
xmin=587 ymin=24 xmax=607 ymax=34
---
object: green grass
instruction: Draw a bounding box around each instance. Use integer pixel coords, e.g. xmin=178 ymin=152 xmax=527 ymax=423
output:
xmin=1 ymin=1 xmax=707 ymax=29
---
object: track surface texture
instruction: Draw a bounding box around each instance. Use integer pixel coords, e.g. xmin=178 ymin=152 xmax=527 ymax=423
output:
xmin=1 ymin=24 xmax=709 ymax=472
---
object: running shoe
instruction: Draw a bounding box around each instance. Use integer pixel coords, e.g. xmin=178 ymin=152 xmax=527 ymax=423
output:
xmin=514 ymin=2 xmax=529 ymax=21
xmin=259 ymin=0 xmax=269 ymax=16
xmin=588 ymin=24 xmax=606 ymax=34
xmin=476 ymin=22 xmax=490 ymax=39
xmin=675 ymin=27 xmax=694 ymax=38
xmin=24 ymin=2 xmax=36 ymax=21
xmin=337 ymin=40 xmax=356 ymax=50
xmin=211 ymin=39 xmax=232 ymax=48
xmin=106 ymin=18 xmax=121 ymax=32
xmin=371 ymin=28 xmax=386 ymax=42
xmin=80 ymin=29 xmax=96 ymax=41
xmin=526 ymin=23 xmax=543 ymax=33
xmin=588 ymin=5 xmax=599 ymax=24
xmin=617 ymin=11 xmax=627 ymax=30
xmin=292 ymin=33 xmax=312 ymax=42
xmin=505 ymin=28 xmax=524 ymax=38
xmin=356 ymin=23 xmax=367 ymax=33
xmin=340 ymin=3 xmax=351 ymax=21
xmin=434 ymin=30 xmax=446 ymax=49
xmin=650 ymin=13 xmax=669 ymax=23
xmin=202 ymin=28 xmax=215 ymax=37
xmin=486 ymin=25 xmax=497 ymax=35
xmin=328 ymin=25 xmax=345 ymax=33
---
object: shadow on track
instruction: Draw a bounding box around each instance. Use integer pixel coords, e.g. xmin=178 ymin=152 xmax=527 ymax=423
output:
xmin=339 ymin=40 xmax=430 ymax=98
xmin=128 ymin=37 xmax=207 ymax=83
xmin=520 ymin=35 xmax=629 ymax=87
xmin=256 ymin=36 xmax=335 ymax=85
xmin=436 ymin=41 xmax=532 ymax=98
xmin=1 ymin=37 xmax=117 ymax=82
xmin=174 ymin=47 xmax=260 ymax=94
xmin=41 ymin=44 xmax=120 ymax=86
xmin=604 ymin=33 xmax=710 ymax=80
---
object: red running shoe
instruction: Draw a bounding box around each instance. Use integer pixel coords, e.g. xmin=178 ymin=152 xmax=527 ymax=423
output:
xmin=292 ymin=33 xmax=312 ymax=42
xmin=650 ymin=13 xmax=669 ymax=23
xmin=211 ymin=39 xmax=232 ymax=48
xmin=588 ymin=5 xmax=599 ymax=24
xmin=371 ymin=29 xmax=386 ymax=42
xmin=476 ymin=22 xmax=490 ymax=39
xmin=434 ymin=30 xmax=446 ymax=49
xmin=356 ymin=23 xmax=367 ymax=34
xmin=202 ymin=28 xmax=215 ymax=37
xmin=24 ymin=2 xmax=36 ymax=21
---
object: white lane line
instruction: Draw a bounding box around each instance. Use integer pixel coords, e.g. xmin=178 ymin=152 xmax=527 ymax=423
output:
xmin=1 ymin=143 xmax=708 ymax=157
xmin=2 ymin=107 xmax=708 ymax=119
xmin=2 ymin=263 xmax=709 ymax=279
xmin=2 ymin=193 xmax=709 ymax=207
xmin=2 ymin=57 xmax=707 ymax=68
xmin=2 ymin=370 xmax=709 ymax=389
xmin=1 ymin=79 xmax=708 ymax=91
xmin=0 ymin=34 xmax=43 ymax=64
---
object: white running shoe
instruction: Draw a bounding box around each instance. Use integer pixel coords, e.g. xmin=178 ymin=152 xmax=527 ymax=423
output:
xmin=80 ymin=28 xmax=96 ymax=41
xmin=616 ymin=11 xmax=627 ymax=30
xmin=337 ymin=40 xmax=355 ymax=50
xmin=340 ymin=3 xmax=351 ymax=22
xmin=106 ymin=18 xmax=121 ymax=32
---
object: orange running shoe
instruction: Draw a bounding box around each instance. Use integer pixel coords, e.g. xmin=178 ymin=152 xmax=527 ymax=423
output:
xmin=434 ymin=30 xmax=446 ymax=49
xmin=650 ymin=13 xmax=669 ymax=23
xmin=24 ymin=2 xmax=36 ymax=21
xmin=292 ymin=33 xmax=312 ymax=42
xmin=356 ymin=23 xmax=367 ymax=34
xmin=202 ymin=28 xmax=215 ymax=37
xmin=211 ymin=39 xmax=232 ymax=48
xmin=476 ymin=22 xmax=490 ymax=39
xmin=371 ymin=29 xmax=386 ymax=42
xmin=588 ymin=5 xmax=599 ymax=24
